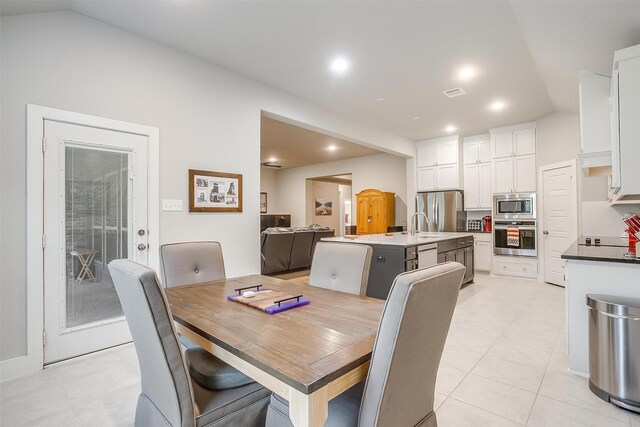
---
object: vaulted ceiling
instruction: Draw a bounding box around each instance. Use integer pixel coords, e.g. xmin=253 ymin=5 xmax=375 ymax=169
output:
xmin=2 ymin=1 xmax=639 ymax=141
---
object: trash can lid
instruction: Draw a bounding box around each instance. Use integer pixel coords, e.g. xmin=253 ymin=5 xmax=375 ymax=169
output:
xmin=587 ymin=294 xmax=640 ymax=318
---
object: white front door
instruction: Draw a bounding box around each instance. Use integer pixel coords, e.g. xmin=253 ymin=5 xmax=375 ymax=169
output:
xmin=43 ymin=120 xmax=149 ymax=363
xmin=542 ymin=165 xmax=576 ymax=287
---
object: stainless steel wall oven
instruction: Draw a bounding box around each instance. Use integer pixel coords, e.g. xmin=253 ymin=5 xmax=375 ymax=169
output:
xmin=494 ymin=220 xmax=537 ymax=257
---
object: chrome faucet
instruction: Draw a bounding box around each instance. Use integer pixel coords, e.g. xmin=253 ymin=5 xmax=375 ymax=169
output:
xmin=410 ymin=211 xmax=428 ymax=236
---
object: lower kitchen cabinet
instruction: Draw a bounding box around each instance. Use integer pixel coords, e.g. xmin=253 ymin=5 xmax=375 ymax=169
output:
xmin=492 ymin=255 xmax=538 ymax=279
xmin=474 ymin=233 xmax=492 ymax=271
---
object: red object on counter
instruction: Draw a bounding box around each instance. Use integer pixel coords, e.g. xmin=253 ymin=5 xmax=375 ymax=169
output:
xmin=482 ymin=215 xmax=492 ymax=233
xmin=629 ymin=228 xmax=639 ymax=254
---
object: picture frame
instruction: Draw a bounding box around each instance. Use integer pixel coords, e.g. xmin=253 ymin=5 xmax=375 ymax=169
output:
xmin=260 ymin=192 xmax=268 ymax=213
xmin=189 ymin=169 xmax=243 ymax=212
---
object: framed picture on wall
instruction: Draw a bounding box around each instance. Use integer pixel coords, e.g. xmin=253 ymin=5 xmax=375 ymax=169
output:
xmin=260 ymin=192 xmax=267 ymax=213
xmin=315 ymin=198 xmax=332 ymax=216
xmin=189 ymin=169 xmax=243 ymax=212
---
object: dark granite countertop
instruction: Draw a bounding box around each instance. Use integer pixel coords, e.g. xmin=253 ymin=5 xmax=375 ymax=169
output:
xmin=562 ymin=240 xmax=640 ymax=264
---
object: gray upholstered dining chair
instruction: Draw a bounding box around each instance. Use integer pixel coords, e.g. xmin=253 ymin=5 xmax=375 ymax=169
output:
xmin=108 ymin=259 xmax=270 ymax=427
xmin=159 ymin=242 xmax=254 ymax=392
xmin=308 ymin=242 xmax=373 ymax=296
xmin=159 ymin=241 xmax=226 ymax=288
xmin=265 ymin=262 xmax=466 ymax=427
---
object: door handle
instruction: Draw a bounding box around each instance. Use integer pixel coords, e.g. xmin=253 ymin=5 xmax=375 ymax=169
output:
xmin=543 ymin=230 xmax=549 ymax=235
xmin=137 ymin=243 xmax=147 ymax=251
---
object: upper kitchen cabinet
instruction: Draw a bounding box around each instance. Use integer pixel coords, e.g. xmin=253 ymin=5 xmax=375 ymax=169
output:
xmin=416 ymin=143 xmax=436 ymax=168
xmin=514 ymin=129 xmax=536 ymax=155
xmin=610 ymin=44 xmax=640 ymax=203
xmin=578 ymin=71 xmax=612 ymax=173
xmin=416 ymin=136 xmax=460 ymax=191
xmin=463 ymin=135 xmax=491 ymax=164
xmin=463 ymin=135 xmax=492 ymax=209
xmin=490 ymin=123 xmax=537 ymax=194
xmin=492 ymin=132 xmax=513 ymax=158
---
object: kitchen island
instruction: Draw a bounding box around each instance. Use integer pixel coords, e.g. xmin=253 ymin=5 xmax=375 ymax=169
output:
xmin=323 ymin=232 xmax=474 ymax=299
xmin=561 ymin=237 xmax=640 ymax=376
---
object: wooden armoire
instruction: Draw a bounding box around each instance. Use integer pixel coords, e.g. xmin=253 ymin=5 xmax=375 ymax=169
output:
xmin=356 ymin=189 xmax=395 ymax=235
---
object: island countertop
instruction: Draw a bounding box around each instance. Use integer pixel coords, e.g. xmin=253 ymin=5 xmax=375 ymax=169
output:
xmin=322 ymin=232 xmax=474 ymax=247
xmin=561 ymin=240 xmax=640 ymax=265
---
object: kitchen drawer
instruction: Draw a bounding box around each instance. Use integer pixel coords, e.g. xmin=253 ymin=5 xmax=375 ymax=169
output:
xmin=493 ymin=256 xmax=538 ymax=279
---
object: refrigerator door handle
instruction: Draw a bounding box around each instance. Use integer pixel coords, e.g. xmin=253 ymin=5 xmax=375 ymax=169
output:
xmin=434 ymin=195 xmax=439 ymax=231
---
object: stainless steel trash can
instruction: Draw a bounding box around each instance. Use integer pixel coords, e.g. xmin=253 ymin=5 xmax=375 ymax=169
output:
xmin=587 ymin=294 xmax=640 ymax=413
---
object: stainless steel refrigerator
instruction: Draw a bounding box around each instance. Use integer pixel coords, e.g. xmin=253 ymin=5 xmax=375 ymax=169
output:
xmin=416 ymin=190 xmax=467 ymax=232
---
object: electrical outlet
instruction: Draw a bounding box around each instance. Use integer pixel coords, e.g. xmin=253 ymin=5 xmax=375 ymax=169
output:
xmin=162 ymin=199 xmax=183 ymax=211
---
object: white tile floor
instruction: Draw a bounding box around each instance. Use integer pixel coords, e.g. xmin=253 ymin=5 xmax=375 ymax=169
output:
xmin=1 ymin=273 xmax=638 ymax=426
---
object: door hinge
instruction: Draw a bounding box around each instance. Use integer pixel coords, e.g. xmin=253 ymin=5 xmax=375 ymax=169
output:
xmin=42 ymin=234 xmax=46 ymax=248
xmin=42 ymin=330 xmax=46 ymax=346
xmin=42 ymin=138 xmax=47 ymax=152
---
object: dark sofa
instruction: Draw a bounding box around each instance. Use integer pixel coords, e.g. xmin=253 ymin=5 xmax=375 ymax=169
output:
xmin=260 ymin=226 xmax=335 ymax=275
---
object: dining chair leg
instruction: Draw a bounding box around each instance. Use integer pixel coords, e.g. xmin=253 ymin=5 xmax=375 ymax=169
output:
xmin=288 ymin=387 xmax=328 ymax=427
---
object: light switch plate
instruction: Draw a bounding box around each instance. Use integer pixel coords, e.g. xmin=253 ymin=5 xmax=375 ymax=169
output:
xmin=162 ymin=199 xmax=183 ymax=211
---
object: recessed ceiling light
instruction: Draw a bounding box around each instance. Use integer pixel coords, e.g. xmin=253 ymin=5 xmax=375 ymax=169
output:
xmin=445 ymin=125 xmax=457 ymax=132
xmin=458 ymin=67 xmax=475 ymax=80
xmin=412 ymin=116 xmax=421 ymax=121
xmin=329 ymin=57 xmax=350 ymax=74
xmin=376 ymin=97 xmax=385 ymax=102
xmin=490 ymin=101 xmax=506 ymax=111
xmin=327 ymin=145 xmax=338 ymax=151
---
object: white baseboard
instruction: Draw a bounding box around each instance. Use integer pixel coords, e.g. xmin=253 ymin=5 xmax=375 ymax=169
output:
xmin=568 ymin=368 xmax=590 ymax=379
xmin=0 ymin=355 xmax=41 ymax=382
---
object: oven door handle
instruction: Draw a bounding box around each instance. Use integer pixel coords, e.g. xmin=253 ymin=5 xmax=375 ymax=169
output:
xmin=494 ymin=225 xmax=536 ymax=231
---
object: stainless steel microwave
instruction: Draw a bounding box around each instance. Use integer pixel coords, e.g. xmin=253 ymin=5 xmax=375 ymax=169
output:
xmin=493 ymin=193 xmax=536 ymax=220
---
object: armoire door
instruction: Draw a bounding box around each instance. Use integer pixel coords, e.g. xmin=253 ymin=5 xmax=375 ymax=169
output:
xmin=369 ymin=196 xmax=385 ymax=233
xmin=357 ymin=197 xmax=370 ymax=234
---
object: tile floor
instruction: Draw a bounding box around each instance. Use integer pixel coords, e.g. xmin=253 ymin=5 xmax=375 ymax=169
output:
xmin=1 ymin=273 xmax=638 ymax=426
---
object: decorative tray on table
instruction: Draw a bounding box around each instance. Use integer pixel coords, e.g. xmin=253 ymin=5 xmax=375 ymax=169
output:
xmin=226 ymin=285 xmax=310 ymax=314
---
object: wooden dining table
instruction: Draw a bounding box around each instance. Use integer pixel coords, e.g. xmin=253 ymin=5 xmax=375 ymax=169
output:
xmin=165 ymin=274 xmax=385 ymax=427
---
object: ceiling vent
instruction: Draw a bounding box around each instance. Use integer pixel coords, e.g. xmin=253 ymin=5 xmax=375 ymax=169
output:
xmin=261 ymin=162 xmax=282 ymax=169
xmin=443 ymin=87 xmax=466 ymax=98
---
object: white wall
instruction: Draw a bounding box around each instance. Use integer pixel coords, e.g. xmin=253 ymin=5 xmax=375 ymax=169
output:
xmin=0 ymin=11 xmax=414 ymax=362
xmin=260 ymin=167 xmax=279 ymax=214
xmin=275 ymin=153 xmax=408 ymax=230
xmin=307 ymin=181 xmax=341 ymax=231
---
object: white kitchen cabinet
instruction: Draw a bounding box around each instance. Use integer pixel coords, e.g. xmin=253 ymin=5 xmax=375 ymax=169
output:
xmin=578 ymin=71 xmax=612 ymax=172
xmin=514 ymin=129 xmax=536 ymax=155
xmin=463 ymin=164 xmax=479 ymax=208
xmin=490 ymin=123 xmax=537 ymax=194
xmin=416 ymin=136 xmax=460 ymax=191
xmin=417 ymin=167 xmax=436 ymax=191
xmin=462 ymin=136 xmax=491 ymax=164
xmin=493 ymin=256 xmax=538 ymax=279
xmin=479 ymin=140 xmax=492 ymax=163
xmin=493 ymin=157 xmax=514 ymax=193
xmin=474 ymin=233 xmax=492 ymax=272
xmin=463 ymin=142 xmax=479 ymax=165
xmin=479 ymin=163 xmax=492 ymax=208
xmin=463 ymin=162 xmax=492 ymax=210
xmin=435 ymin=164 xmax=459 ymax=190
xmin=435 ymin=139 xmax=458 ymax=165
xmin=492 ymin=132 xmax=513 ymax=158
xmin=514 ymin=154 xmax=537 ymax=192
xmin=610 ymin=44 xmax=640 ymax=202
xmin=417 ymin=143 xmax=436 ymax=168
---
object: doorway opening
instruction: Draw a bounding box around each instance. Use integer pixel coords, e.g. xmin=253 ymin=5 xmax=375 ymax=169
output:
xmin=306 ymin=174 xmax=353 ymax=237
xmin=258 ymin=112 xmax=407 ymax=277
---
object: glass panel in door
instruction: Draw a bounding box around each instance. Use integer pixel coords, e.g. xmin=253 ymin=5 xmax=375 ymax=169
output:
xmin=65 ymin=146 xmax=129 ymax=329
